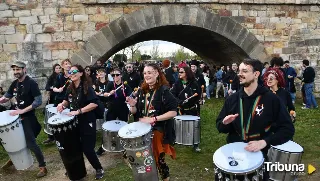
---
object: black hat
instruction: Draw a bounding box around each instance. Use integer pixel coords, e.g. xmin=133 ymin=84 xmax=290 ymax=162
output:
xmin=190 ymin=60 xmax=199 ymax=66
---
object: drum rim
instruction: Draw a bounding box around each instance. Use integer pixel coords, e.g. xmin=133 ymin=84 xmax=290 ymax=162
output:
xmin=45 ymin=104 xmax=54 ymax=108
xmin=118 ymin=122 xmax=151 ymax=138
xmin=270 ymin=140 xmax=304 ymax=153
xmin=102 ymin=120 xmax=127 ymax=132
xmin=48 ymin=114 xmax=75 ymax=126
xmin=174 ymin=115 xmax=200 ymax=120
xmin=0 ymin=111 xmax=20 ymax=127
xmin=47 ymin=107 xmax=70 ymax=114
xmin=214 ymin=159 xmax=264 ymax=175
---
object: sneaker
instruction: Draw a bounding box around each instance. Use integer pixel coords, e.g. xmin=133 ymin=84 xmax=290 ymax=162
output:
xmin=96 ymin=147 xmax=105 ymax=157
xmin=42 ymin=138 xmax=55 ymax=144
xmin=95 ymin=169 xmax=104 ymax=180
xmin=301 ymin=106 xmax=310 ymax=109
xmin=194 ymin=146 xmax=201 ymax=152
xmin=1 ymin=160 xmax=13 ymax=169
xmin=302 ymin=103 xmax=306 ymax=106
xmin=37 ymin=167 xmax=48 ymax=178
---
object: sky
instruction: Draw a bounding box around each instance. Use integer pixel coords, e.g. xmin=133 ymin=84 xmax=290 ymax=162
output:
xmin=115 ymin=40 xmax=195 ymax=58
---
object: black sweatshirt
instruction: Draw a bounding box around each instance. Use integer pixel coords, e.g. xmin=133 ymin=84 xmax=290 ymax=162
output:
xmin=303 ymin=66 xmax=315 ymax=83
xmin=216 ymin=85 xmax=295 ymax=155
xmin=274 ymin=87 xmax=295 ymax=112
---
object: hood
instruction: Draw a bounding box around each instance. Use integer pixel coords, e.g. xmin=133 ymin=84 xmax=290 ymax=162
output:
xmin=239 ymin=85 xmax=269 ymax=98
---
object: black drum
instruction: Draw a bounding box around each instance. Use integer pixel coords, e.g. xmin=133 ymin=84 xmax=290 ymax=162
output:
xmin=48 ymin=114 xmax=87 ymax=180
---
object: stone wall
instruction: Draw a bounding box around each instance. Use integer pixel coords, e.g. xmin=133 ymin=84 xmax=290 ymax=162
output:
xmin=0 ymin=0 xmax=320 ymax=95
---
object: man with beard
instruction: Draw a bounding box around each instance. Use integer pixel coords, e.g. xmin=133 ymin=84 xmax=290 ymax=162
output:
xmin=122 ymin=63 xmax=141 ymax=89
xmin=216 ymin=59 xmax=294 ymax=181
xmin=0 ymin=62 xmax=48 ymax=178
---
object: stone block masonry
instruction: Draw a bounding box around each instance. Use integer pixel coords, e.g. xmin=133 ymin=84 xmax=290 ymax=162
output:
xmin=0 ymin=0 xmax=319 ymax=97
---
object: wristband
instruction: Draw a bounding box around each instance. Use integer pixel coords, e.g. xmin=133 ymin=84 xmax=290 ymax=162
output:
xmin=154 ymin=116 xmax=158 ymax=122
xmin=78 ymin=109 xmax=82 ymax=114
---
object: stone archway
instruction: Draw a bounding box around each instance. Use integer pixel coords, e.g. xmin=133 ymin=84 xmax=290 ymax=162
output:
xmin=71 ymin=5 xmax=269 ymax=66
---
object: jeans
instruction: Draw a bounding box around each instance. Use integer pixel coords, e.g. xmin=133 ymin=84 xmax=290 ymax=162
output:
xmin=290 ymin=92 xmax=296 ymax=103
xmin=22 ymin=116 xmax=46 ymax=167
xmin=304 ymin=83 xmax=318 ymax=108
xmin=206 ymin=85 xmax=213 ymax=98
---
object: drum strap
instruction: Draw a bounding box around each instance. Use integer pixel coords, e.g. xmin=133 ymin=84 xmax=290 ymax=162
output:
xmin=239 ymin=96 xmax=261 ymax=141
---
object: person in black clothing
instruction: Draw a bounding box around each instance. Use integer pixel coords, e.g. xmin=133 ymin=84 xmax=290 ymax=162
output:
xmin=224 ymin=63 xmax=240 ymax=96
xmin=162 ymin=59 xmax=175 ymax=87
xmin=190 ymin=60 xmax=205 ymax=114
xmin=270 ymin=57 xmax=286 ymax=85
xmin=216 ymin=59 xmax=295 ymax=181
xmin=122 ymin=63 xmax=141 ymax=90
xmin=84 ymin=66 xmax=96 ymax=85
xmin=263 ymin=67 xmax=296 ymax=122
xmin=301 ymin=59 xmax=318 ymax=109
xmin=96 ymin=68 xmax=132 ymax=156
xmin=170 ymin=66 xmax=201 ymax=152
xmin=57 ymin=64 xmax=104 ymax=180
xmin=43 ymin=63 xmax=62 ymax=144
xmin=0 ymin=61 xmax=48 ymax=178
xmin=126 ymin=63 xmax=177 ymax=181
xmin=53 ymin=59 xmax=72 ymax=106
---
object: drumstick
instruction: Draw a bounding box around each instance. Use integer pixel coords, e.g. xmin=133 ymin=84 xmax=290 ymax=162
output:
xmin=200 ymin=85 xmax=204 ymax=103
xmin=62 ymin=80 xmax=72 ymax=89
xmin=129 ymin=87 xmax=140 ymax=98
xmin=115 ymin=81 xmax=127 ymax=91
xmin=183 ymin=93 xmax=198 ymax=104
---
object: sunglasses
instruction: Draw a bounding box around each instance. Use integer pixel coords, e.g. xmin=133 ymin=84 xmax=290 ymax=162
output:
xmin=126 ymin=66 xmax=132 ymax=68
xmin=111 ymin=74 xmax=121 ymax=77
xmin=68 ymin=70 xmax=79 ymax=75
xmin=179 ymin=71 xmax=185 ymax=74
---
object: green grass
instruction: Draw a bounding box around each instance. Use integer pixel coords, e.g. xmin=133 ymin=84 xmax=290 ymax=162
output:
xmin=0 ymin=98 xmax=319 ymax=181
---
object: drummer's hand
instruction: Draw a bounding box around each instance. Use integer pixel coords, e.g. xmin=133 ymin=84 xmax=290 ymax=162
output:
xmin=139 ymin=117 xmax=154 ymax=124
xmin=57 ymin=87 xmax=64 ymax=93
xmin=95 ymin=91 xmax=100 ymax=96
xmin=126 ymin=97 xmax=137 ymax=106
xmin=222 ymin=114 xmax=239 ymax=125
xmin=57 ymin=103 xmax=64 ymax=113
xmin=109 ymin=90 xmax=116 ymax=95
xmin=67 ymin=111 xmax=79 ymax=116
xmin=9 ymin=109 xmax=24 ymax=116
xmin=245 ymin=140 xmax=267 ymax=152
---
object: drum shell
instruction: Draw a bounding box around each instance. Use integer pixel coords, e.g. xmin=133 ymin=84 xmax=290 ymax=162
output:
xmin=8 ymin=147 xmax=33 ymax=170
xmin=174 ymin=118 xmax=200 ymax=145
xmin=49 ymin=118 xmax=87 ymax=180
xmin=44 ymin=106 xmax=55 ymax=135
xmin=121 ymin=133 xmax=158 ymax=181
xmin=0 ymin=118 xmax=26 ymax=152
xmin=96 ymin=109 xmax=107 ymax=131
xmin=268 ymin=147 xmax=303 ymax=181
xmin=102 ymin=129 xmax=124 ymax=152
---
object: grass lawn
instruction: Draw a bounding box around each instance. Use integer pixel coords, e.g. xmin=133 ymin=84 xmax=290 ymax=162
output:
xmin=0 ymin=98 xmax=319 ymax=181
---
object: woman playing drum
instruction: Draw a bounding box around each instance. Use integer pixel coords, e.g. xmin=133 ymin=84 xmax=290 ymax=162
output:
xmin=57 ymin=64 xmax=104 ymax=180
xmin=126 ymin=63 xmax=177 ymax=181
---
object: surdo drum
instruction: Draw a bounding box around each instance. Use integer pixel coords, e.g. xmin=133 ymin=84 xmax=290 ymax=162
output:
xmin=174 ymin=115 xmax=200 ymax=145
xmin=268 ymin=141 xmax=304 ymax=181
xmin=213 ymin=142 xmax=264 ymax=181
xmin=48 ymin=113 xmax=86 ymax=180
xmin=0 ymin=110 xmax=33 ymax=170
xmin=45 ymin=106 xmax=70 ymax=135
xmin=119 ymin=122 xmax=159 ymax=181
xmin=102 ymin=120 xmax=127 ymax=152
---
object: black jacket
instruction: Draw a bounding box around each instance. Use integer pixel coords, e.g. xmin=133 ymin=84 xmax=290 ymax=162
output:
xmin=274 ymin=88 xmax=295 ymax=112
xmin=194 ymin=71 xmax=206 ymax=91
xmin=170 ymin=79 xmax=201 ymax=109
xmin=303 ymin=67 xmax=315 ymax=83
xmin=216 ymin=85 xmax=295 ymax=155
xmin=122 ymin=71 xmax=141 ymax=90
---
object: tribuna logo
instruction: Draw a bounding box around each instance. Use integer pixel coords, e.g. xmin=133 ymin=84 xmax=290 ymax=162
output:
xmin=265 ymin=162 xmax=305 ymax=172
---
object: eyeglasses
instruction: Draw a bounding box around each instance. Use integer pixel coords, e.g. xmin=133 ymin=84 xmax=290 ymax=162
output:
xmin=267 ymin=77 xmax=276 ymax=81
xmin=68 ymin=70 xmax=79 ymax=75
xmin=85 ymin=69 xmax=90 ymax=71
xmin=179 ymin=71 xmax=185 ymax=74
xmin=111 ymin=74 xmax=121 ymax=77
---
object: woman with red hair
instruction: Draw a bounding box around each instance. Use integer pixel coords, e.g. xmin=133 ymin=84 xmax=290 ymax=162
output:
xmin=263 ymin=68 xmax=296 ymax=122
xmin=127 ymin=63 xmax=177 ymax=181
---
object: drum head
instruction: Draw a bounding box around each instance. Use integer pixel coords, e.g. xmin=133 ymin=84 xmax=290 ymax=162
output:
xmin=47 ymin=107 xmax=70 ymax=114
xmin=48 ymin=114 xmax=74 ymax=125
xmin=118 ymin=122 xmax=151 ymax=139
xmin=271 ymin=141 xmax=303 ymax=153
xmin=102 ymin=120 xmax=127 ymax=132
xmin=45 ymin=104 xmax=54 ymax=109
xmin=174 ymin=115 xmax=200 ymax=120
xmin=213 ymin=142 xmax=264 ymax=174
xmin=0 ymin=110 xmax=19 ymax=127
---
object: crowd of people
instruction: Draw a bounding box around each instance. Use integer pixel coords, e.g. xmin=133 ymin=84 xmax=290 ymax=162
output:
xmin=0 ymin=55 xmax=317 ymax=181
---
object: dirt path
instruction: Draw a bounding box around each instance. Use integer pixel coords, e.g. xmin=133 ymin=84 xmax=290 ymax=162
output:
xmin=0 ymin=151 xmax=125 ymax=181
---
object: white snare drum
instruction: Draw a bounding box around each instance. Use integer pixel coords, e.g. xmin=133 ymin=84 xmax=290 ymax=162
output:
xmin=119 ymin=122 xmax=159 ymax=181
xmin=174 ymin=115 xmax=200 ymax=145
xmin=43 ymin=104 xmax=54 ymax=135
xmin=46 ymin=107 xmax=70 ymax=134
xmin=102 ymin=120 xmax=127 ymax=152
xmin=213 ymin=142 xmax=264 ymax=181
xmin=268 ymin=141 xmax=303 ymax=181
xmin=0 ymin=110 xmax=33 ymax=170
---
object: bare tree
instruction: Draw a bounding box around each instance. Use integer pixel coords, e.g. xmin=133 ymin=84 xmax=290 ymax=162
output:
xmin=150 ymin=41 xmax=160 ymax=60
xmin=128 ymin=42 xmax=144 ymax=62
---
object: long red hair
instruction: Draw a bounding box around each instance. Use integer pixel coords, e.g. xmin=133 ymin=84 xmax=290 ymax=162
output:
xmin=263 ymin=67 xmax=285 ymax=88
xmin=141 ymin=63 xmax=169 ymax=93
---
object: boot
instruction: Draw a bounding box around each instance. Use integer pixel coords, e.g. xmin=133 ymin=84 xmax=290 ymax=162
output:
xmin=37 ymin=167 xmax=48 ymax=178
xmin=95 ymin=169 xmax=104 ymax=180
xmin=1 ymin=159 xmax=13 ymax=169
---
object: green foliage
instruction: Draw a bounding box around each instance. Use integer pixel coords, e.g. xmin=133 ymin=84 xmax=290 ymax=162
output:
xmin=113 ymin=54 xmax=127 ymax=63
xmin=141 ymin=54 xmax=152 ymax=61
